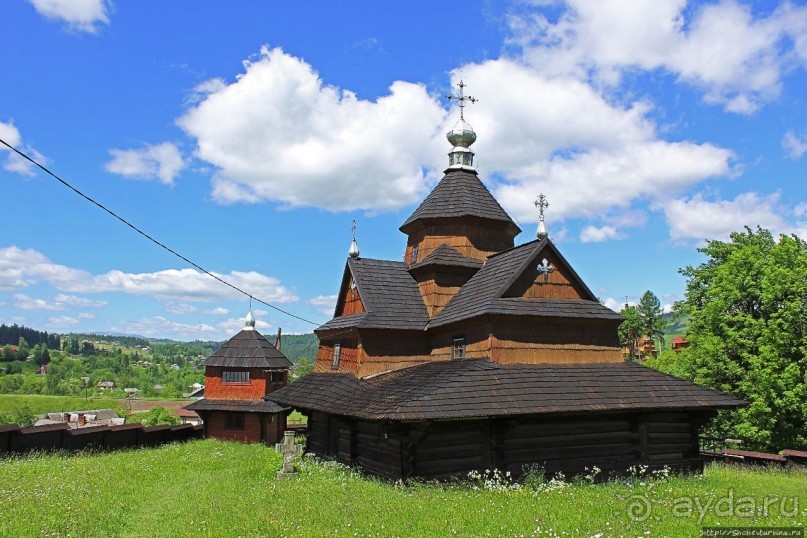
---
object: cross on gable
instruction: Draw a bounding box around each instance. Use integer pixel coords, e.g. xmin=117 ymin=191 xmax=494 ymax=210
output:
xmin=536 ymin=258 xmax=555 ymax=283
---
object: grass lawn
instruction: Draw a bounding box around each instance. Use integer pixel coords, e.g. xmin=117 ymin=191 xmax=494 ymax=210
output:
xmin=0 ymin=393 xmax=125 ymax=415
xmin=0 ymin=440 xmax=804 ymax=537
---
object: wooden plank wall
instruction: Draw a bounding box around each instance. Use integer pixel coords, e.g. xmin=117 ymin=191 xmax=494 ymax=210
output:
xmin=410 ymin=421 xmax=485 ymax=480
xmin=503 ymin=251 xmax=588 ymax=300
xmin=357 ymin=333 xmax=432 ymax=377
xmin=338 ymin=284 xmax=365 ymax=316
xmin=204 ymin=411 xmax=262 ymax=443
xmin=492 ymin=321 xmax=623 ymax=364
xmin=430 ymin=324 xmax=493 ymax=361
xmin=417 ymin=272 xmax=471 ymax=317
xmin=307 ymin=412 xmax=328 ymax=455
xmin=404 ymin=222 xmax=514 ymax=263
xmin=353 ymin=421 xmax=403 ymax=478
xmin=314 ymin=339 xmax=360 ymax=374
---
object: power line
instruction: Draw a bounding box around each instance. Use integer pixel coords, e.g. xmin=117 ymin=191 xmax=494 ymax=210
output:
xmin=0 ymin=137 xmax=320 ymax=327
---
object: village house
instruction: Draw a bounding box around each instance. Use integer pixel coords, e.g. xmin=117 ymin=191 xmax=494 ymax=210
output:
xmin=187 ymin=313 xmax=292 ymax=444
xmin=270 ymin=82 xmax=744 ymax=480
xmin=35 ymin=409 xmax=124 ymax=429
xmin=671 ymin=336 xmax=691 ymax=352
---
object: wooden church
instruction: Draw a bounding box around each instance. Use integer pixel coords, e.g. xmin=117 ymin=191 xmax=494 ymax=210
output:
xmin=270 ymin=83 xmax=743 ymax=480
xmin=188 ymin=312 xmax=292 ymax=444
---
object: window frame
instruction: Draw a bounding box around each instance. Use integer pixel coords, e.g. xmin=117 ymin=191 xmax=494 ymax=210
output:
xmin=451 ymin=336 xmax=466 ymax=360
xmin=331 ymin=341 xmax=342 ymax=369
xmin=410 ymin=245 xmax=419 ymax=264
xmin=222 ymin=370 xmax=250 ymax=384
xmin=225 ymin=413 xmax=245 ymax=430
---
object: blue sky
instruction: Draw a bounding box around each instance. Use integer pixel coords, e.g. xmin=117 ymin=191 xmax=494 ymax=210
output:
xmin=1 ymin=0 xmax=805 ymax=340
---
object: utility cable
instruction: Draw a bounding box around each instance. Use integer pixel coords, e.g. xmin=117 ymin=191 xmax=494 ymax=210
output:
xmin=0 ymin=138 xmax=319 ymax=326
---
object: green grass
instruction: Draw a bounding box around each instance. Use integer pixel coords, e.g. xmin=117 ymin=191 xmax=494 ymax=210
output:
xmin=0 ymin=394 xmax=125 ymax=415
xmin=0 ymin=440 xmax=804 ymax=537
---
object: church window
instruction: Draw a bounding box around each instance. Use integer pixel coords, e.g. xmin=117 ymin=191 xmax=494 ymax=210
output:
xmin=223 ymin=370 xmax=249 ymax=383
xmin=410 ymin=245 xmax=419 ymax=264
xmin=332 ymin=342 xmax=342 ymax=369
xmin=225 ymin=413 xmax=245 ymax=430
xmin=452 ymin=336 xmax=466 ymax=359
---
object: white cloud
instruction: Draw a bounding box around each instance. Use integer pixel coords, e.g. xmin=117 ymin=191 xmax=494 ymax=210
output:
xmin=204 ymin=307 xmax=229 ymax=316
xmin=783 ymin=131 xmax=807 ymax=159
xmin=105 ymin=142 xmax=185 ymax=185
xmin=662 ymin=191 xmax=807 ymax=241
xmin=218 ymin=316 xmax=272 ymax=336
xmin=508 ymin=0 xmax=807 ymax=113
xmin=449 ymin=60 xmax=732 ymax=224
xmin=0 ymin=246 xmax=298 ymax=304
xmin=12 ymin=293 xmax=62 ymax=311
xmin=0 ymin=120 xmax=47 ymax=177
xmin=27 ymin=0 xmax=110 ymax=33
xmin=602 ymin=297 xmax=626 ymax=313
xmin=53 ymin=293 xmax=106 ymax=308
xmin=178 ymin=46 xmax=446 ymax=211
xmin=165 ymin=302 xmax=199 ymax=315
xmin=309 ymin=294 xmax=337 ymax=316
xmin=580 ymin=225 xmax=622 ymax=243
xmin=112 ymin=317 xmax=219 ymax=341
xmin=47 ymin=315 xmax=80 ymax=328
xmin=78 ymin=312 xmax=95 ymax=320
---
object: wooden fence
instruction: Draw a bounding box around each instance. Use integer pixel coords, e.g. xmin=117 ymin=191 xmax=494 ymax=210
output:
xmin=0 ymin=422 xmax=203 ymax=455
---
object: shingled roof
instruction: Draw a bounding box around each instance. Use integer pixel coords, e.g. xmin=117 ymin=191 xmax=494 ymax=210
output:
xmin=186 ymin=398 xmax=288 ymax=414
xmin=204 ymin=329 xmax=292 ymax=369
xmin=269 ymin=359 xmax=745 ymax=421
xmin=408 ymin=244 xmax=483 ymax=273
xmin=400 ymin=170 xmax=520 ymax=234
xmin=429 ymin=239 xmax=621 ymax=329
xmin=317 ymin=257 xmax=429 ymax=333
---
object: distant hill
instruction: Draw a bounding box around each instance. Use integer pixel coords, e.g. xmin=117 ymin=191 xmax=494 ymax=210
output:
xmin=277 ymin=333 xmax=318 ymax=364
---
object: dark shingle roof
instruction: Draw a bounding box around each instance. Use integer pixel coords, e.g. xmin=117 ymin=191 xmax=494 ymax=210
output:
xmin=316 ymin=258 xmax=429 ymax=333
xmin=204 ymin=329 xmax=292 ymax=368
xmin=408 ymin=244 xmax=483 ymax=273
xmin=269 ymin=359 xmax=745 ymax=420
xmin=400 ymin=170 xmax=520 ymax=234
xmin=186 ymin=398 xmax=288 ymax=413
xmin=429 ymin=239 xmax=621 ymax=328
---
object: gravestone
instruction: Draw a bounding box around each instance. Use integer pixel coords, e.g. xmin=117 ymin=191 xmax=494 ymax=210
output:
xmin=275 ymin=430 xmax=302 ymax=478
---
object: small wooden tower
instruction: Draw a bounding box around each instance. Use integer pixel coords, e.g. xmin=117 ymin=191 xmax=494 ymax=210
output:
xmin=188 ymin=312 xmax=292 ymax=444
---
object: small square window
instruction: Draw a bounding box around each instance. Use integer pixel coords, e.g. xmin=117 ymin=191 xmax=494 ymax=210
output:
xmin=331 ymin=342 xmax=342 ymax=369
xmin=452 ymin=337 xmax=466 ymax=360
xmin=225 ymin=413 xmax=245 ymax=430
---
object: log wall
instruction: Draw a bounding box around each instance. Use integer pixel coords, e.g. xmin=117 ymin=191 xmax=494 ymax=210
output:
xmin=302 ymin=411 xmax=708 ymax=480
xmin=492 ymin=320 xmax=623 ymax=364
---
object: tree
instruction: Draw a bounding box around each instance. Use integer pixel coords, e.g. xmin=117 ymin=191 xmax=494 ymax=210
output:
xmin=618 ymin=305 xmax=643 ymax=361
xmin=139 ymin=406 xmax=179 ymax=426
xmin=16 ymin=338 xmax=30 ymax=361
xmin=672 ymin=227 xmax=807 ymax=451
xmin=636 ymin=290 xmax=667 ymax=347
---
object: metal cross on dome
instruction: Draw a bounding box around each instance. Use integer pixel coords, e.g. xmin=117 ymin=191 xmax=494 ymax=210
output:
xmin=534 ymin=194 xmax=549 ymax=216
xmin=351 ymin=219 xmax=357 ymax=240
xmin=446 ymin=80 xmax=477 ymax=121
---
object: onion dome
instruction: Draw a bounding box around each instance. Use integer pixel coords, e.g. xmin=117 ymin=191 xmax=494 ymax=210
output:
xmin=349 ymin=238 xmax=360 ymax=259
xmin=446 ymin=118 xmax=477 ymax=148
xmin=244 ymin=310 xmax=256 ymax=330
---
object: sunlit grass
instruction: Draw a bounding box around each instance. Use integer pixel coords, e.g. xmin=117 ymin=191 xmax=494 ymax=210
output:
xmin=0 ymin=439 xmax=804 ymax=537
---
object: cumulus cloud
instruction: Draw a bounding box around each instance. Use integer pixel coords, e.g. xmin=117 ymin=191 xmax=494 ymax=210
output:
xmin=165 ymin=302 xmax=198 ymax=315
xmin=27 ymin=0 xmax=110 ymax=33
xmin=508 ymin=0 xmax=807 ymax=113
xmin=580 ymin=225 xmax=622 ymax=243
xmin=309 ymin=294 xmax=338 ymax=316
xmin=12 ymin=294 xmax=62 ymax=311
xmin=0 ymin=246 xmax=298 ymax=303
xmin=218 ymin=316 xmax=271 ymax=335
xmin=47 ymin=315 xmax=80 ymax=328
xmin=105 ymin=142 xmax=185 ymax=185
xmin=662 ymin=191 xmax=807 ymax=242
xmin=449 ymin=60 xmax=733 ymax=223
xmin=0 ymin=120 xmax=47 ymax=176
xmin=178 ymin=46 xmax=446 ymax=211
xmin=53 ymin=293 xmax=106 ymax=308
xmin=782 ymin=131 xmax=807 ymax=159
xmin=204 ymin=307 xmax=229 ymax=316
xmin=112 ymin=316 xmax=219 ymax=341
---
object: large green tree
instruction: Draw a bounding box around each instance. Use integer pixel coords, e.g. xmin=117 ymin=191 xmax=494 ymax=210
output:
xmin=636 ymin=290 xmax=667 ymax=347
xmin=618 ymin=305 xmax=643 ymax=360
xmin=670 ymin=227 xmax=806 ymax=451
